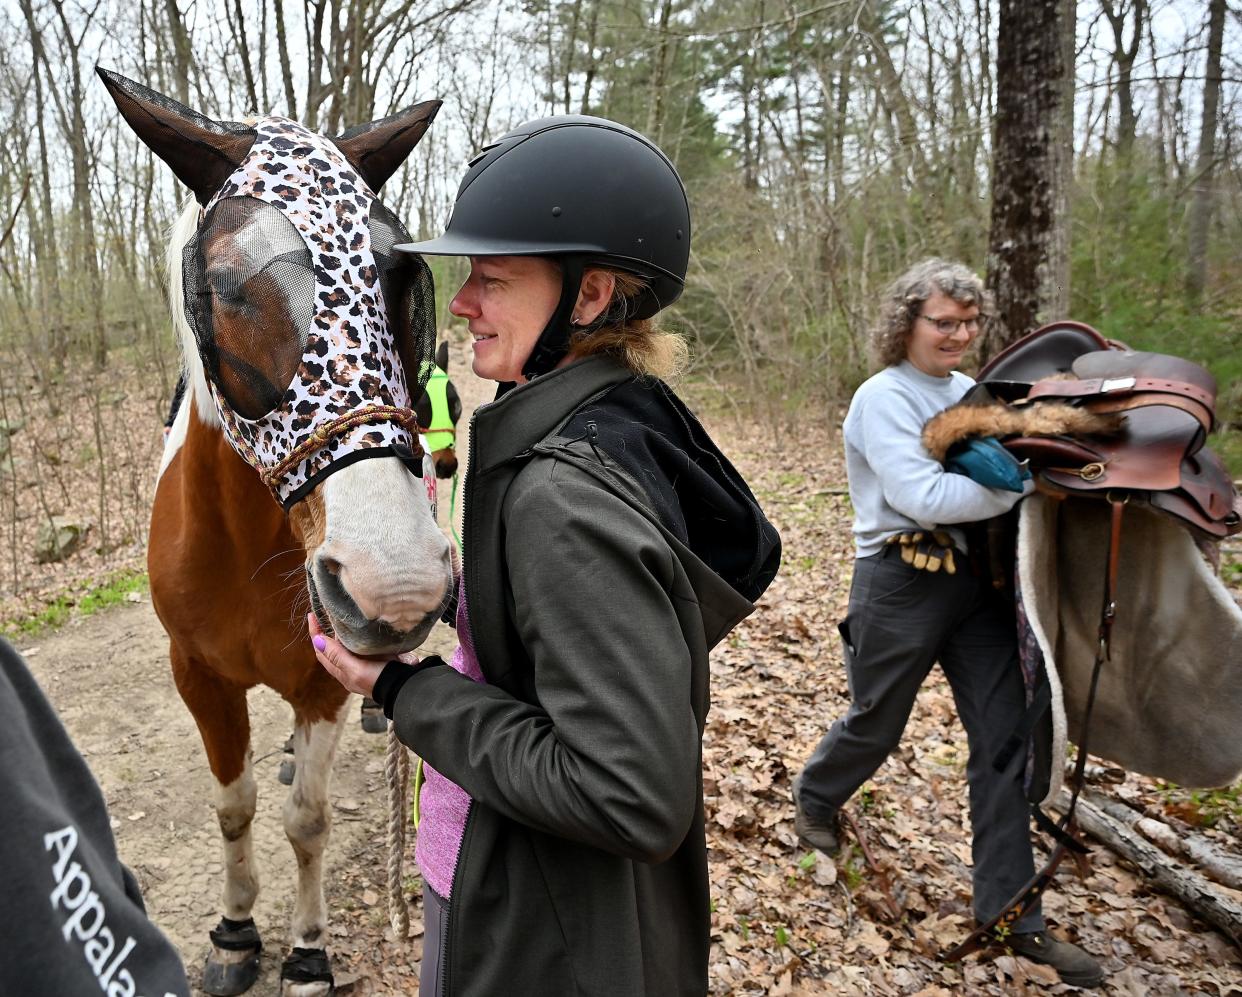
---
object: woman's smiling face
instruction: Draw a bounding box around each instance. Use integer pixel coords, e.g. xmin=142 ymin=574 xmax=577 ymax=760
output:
xmin=905 ymin=289 xmax=980 ymax=377
xmin=448 ymin=256 xmax=563 ymax=383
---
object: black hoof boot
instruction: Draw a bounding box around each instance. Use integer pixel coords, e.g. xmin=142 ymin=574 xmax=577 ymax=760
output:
xmin=360 ymin=696 xmax=387 ymax=734
xmin=281 ymin=946 xmax=335 ymax=995
xmin=277 ymin=734 xmax=296 ymax=785
xmin=201 ymin=916 xmax=262 ymax=996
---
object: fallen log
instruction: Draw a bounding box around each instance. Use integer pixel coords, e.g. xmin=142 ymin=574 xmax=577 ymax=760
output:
xmin=1052 ymin=789 xmax=1242 ymax=949
xmin=1075 ymin=787 xmax=1242 ymax=891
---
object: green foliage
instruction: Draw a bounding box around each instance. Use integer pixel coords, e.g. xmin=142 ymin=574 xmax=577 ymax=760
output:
xmin=5 ymin=568 xmax=148 ymax=637
xmin=1156 ymin=780 xmax=1242 ymax=828
xmin=1221 ymin=544 xmax=1242 ymax=587
xmin=425 ymin=255 xmax=469 ymax=333
xmin=1070 ymin=149 xmax=1242 ymax=469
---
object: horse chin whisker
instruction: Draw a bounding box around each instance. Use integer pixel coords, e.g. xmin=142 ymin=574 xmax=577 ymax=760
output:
xmin=250 ymin=546 xmax=306 ymax=583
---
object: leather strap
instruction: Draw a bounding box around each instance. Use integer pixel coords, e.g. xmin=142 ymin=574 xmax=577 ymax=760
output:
xmin=1025 ymin=375 xmax=1214 ymax=413
xmin=1078 ymin=392 xmax=1214 ymax=437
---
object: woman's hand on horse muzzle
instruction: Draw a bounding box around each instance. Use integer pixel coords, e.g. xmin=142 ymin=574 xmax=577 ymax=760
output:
xmin=309 ymin=612 xmax=394 ymax=697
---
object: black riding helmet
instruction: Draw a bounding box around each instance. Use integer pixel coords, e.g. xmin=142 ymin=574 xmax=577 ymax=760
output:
xmin=394 ymin=115 xmax=691 ymax=379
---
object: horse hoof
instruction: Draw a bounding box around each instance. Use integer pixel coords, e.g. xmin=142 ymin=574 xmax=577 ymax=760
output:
xmin=202 ymin=917 xmax=262 ymax=995
xmin=359 ymin=697 xmax=387 ymax=734
xmin=281 ymin=946 xmax=334 ymax=996
xmin=202 ymin=954 xmax=262 ymax=996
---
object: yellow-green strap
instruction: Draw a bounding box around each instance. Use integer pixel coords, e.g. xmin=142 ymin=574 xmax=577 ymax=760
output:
xmin=412 ymin=754 xmax=425 ymax=830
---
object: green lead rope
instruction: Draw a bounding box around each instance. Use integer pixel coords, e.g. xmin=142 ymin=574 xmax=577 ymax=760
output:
xmin=412 ymin=755 xmax=425 ymax=830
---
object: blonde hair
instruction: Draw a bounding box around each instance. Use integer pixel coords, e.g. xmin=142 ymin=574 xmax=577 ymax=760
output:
xmin=569 ymin=269 xmax=689 ymax=380
xmin=871 ymin=258 xmax=993 ymax=369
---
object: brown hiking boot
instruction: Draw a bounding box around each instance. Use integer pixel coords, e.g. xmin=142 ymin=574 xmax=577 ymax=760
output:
xmin=793 ymin=790 xmax=841 ymax=856
xmin=1005 ymin=930 xmax=1105 ymax=988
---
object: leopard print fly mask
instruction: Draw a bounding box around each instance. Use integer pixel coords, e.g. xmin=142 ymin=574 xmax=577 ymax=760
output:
xmin=182 ymin=116 xmax=437 ymax=509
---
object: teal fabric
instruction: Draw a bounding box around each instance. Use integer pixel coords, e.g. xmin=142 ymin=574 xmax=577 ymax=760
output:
xmin=947 ymin=436 xmax=1031 ymax=493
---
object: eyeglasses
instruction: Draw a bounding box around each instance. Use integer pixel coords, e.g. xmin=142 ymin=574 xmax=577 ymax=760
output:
xmin=919 ymin=314 xmax=985 ymax=336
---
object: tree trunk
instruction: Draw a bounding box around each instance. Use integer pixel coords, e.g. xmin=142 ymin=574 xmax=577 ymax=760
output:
xmin=163 ymin=0 xmax=193 ymax=105
xmin=982 ymin=0 xmax=1075 ymax=359
xmin=1185 ymin=0 xmax=1226 ymax=303
xmin=1102 ymin=0 xmax=1145 ymax=162
xmin=19 ymin=3 xmax=64 ymax=369
xmin=580 ymin=0 xmax=600 ymax=113
xmin=230 ymin=0 xmax=260 ymax=112
xmin=647 ymin=0 xmax=674 ymax=143
xmin=274 ymin=0 xmax=299 ymax=117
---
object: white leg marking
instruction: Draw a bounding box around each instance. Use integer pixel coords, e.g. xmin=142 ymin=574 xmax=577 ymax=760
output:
xmin=284 ymin=706 xmax=348 ymax=951
xmin=213 ymin=755 xmax=259 ymax=921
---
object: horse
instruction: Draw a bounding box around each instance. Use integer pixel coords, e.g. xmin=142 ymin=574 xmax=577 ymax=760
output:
xmin=418 ymin=339 xmax=463 ymax=480
xmin=99 ymin=69 xmax=454 ymax=997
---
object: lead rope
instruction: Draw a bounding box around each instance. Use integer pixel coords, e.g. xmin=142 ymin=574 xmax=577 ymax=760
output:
xmin=449 ymin=471 xmax=462 ymax=548
xmin=941 ymin=497 xmax=1125 ymax=962
xmin=385 ymin=725 xmax=411 ymax=937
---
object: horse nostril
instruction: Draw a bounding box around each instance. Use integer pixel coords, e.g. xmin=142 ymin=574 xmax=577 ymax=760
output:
xmin=319 ymin=556 xmax=342 ymax=577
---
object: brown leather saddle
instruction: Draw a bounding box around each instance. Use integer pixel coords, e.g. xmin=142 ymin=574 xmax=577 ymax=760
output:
xmin=974 ymin=321 xmax=1241 ymax=538
xmin=934 ymin=322 xmax=1242 ymax=961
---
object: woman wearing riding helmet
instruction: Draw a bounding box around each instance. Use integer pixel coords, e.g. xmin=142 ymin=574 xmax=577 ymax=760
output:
xmin=310 ymin=116 xmax=781 ymax=996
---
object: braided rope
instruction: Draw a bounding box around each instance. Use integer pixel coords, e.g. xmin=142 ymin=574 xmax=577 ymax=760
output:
xmin=258 ymin=405 xmax=424 ymax=491
xmin=385 ymin=723 xmax=411 ymax=937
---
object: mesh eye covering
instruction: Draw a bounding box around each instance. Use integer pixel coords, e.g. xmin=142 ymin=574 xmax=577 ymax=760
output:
xmin=182 ymin=116 xmax=436 ymax=507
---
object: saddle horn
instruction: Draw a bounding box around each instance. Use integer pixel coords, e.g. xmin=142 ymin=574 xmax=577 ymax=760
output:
xmin=96 ymin=67 xmax=256 ymax=205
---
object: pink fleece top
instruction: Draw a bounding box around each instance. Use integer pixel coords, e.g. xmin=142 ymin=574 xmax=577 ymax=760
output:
xmin=415 ymin=579 xmax=481 ymax=899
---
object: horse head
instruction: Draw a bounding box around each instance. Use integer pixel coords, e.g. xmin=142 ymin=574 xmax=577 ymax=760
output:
xmin=101 ymin=68 xmax=454 ymax=657
xmin=415 ymin=339 xmax=462 ymax=479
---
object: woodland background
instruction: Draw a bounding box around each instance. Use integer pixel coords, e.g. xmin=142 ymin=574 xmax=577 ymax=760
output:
xmin=0 ymin=0 xmax=1237 ymax=609
xmin=0 ymin=2 xmax=1240 ymax=992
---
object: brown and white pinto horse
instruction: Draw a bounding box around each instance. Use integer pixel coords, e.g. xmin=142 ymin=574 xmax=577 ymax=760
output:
xmin=100 ymin=70 xmax=453 ymax=996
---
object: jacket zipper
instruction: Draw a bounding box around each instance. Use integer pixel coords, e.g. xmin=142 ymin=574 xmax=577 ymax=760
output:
xmin=436 ymin=399 xmax=568 ymax=996
xmin=439 ymin=800 xmax=472 ymax=997
xmin=439 ymin=403 xmax=482 ymax=997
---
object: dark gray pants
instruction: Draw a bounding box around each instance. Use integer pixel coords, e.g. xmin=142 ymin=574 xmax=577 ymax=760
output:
xmin=797 ymin=548 xmax=1043 ymax=931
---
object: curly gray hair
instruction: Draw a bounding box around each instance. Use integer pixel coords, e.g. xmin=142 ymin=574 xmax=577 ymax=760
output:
xmin=870 ymin=258 xmax=993 ymax=368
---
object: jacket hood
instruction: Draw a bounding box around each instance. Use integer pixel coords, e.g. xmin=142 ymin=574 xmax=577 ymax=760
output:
xmin=559 ymin=373 xmax=781 ymax=604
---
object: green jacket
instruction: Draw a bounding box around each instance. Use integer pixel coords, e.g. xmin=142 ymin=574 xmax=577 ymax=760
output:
xmin=391 ymin=356 xmax=780 ymax=996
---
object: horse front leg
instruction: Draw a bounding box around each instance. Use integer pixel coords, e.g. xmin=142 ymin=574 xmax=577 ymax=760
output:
xmin=280 ymin=703 xmax=348 ymax=997
xmin=173 ymin=655 xmax=263 ymax=996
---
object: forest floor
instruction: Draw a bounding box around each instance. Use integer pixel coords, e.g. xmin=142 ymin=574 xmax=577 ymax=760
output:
xmin=7 ymin=338 xmax=1242 ymax=995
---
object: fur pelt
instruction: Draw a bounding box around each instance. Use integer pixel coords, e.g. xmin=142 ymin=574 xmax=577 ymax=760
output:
xmin=921 ymin=401 xmax=1125 ymax=462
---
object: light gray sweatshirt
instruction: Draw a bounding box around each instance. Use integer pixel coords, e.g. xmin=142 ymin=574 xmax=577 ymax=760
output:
xmin=844 ymin=360 xmax=1029 ymax=557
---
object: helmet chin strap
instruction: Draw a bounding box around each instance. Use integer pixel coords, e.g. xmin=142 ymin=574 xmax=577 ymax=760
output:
xmin=521 ymin=257 xmax=585 ymax=381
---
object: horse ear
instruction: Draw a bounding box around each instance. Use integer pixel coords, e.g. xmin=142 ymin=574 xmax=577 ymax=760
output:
xmin=334 ymin=100 xmax=442 ymax=193
xmin=435 ymin=340 xmax=449 ymax=373
xmin=96 ymin=67 xmax=255 ymax=206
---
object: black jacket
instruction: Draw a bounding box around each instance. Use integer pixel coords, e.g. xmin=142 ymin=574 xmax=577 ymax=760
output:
xmin=0 ymin=639 xmax=190 ymax=997
xmin=391 ymin=356 xmax=780 ymax=996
